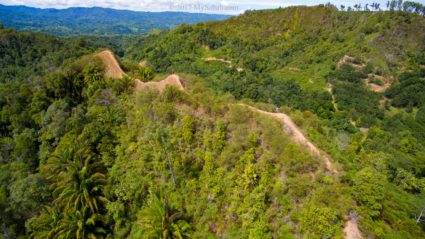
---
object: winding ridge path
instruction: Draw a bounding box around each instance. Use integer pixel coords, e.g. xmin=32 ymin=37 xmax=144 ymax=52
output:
xmin=99 ymin=49 xmax=362 ymax=239
xmin=239 ymin=105 xmax=363 ymax=239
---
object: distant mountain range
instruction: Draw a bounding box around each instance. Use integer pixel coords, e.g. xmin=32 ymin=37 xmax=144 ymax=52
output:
xmin=0 ymin=4 xmax=231 ymax=35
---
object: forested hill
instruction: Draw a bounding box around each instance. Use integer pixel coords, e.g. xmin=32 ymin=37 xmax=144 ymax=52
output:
xmin=123 ymin=3 xmax=425 ymax=237
xmin=1 ymin=2 xmax=425 ymax=239
xmin=0 ymin=4 xmax=231 ymax=35
xmin=127 ymin=4 xmax=425 ymax=127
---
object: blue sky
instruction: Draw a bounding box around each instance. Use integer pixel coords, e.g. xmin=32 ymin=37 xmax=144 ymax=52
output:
xmin=1 ymin=0 xmax=425 ymax=14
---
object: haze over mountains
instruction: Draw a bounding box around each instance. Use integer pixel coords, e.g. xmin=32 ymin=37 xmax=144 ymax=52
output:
xmin=0 ymin=4 xmax=231 ymax=35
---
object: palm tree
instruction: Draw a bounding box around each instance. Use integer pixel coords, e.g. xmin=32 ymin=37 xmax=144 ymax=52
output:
xmin=43 ymin=148 xmax=75 ymax=179
xmin=55 ymin=206 xmax=106 ymax=239
xmin=137 ymin=194 xmax=191 ymax=239
xmin=42 ymin=147 xmax=109 ymax=238
xmin=50 ymin=151 xmax=108 ymax=213
xmin=27 ymin=206 xmax=60 ymax=239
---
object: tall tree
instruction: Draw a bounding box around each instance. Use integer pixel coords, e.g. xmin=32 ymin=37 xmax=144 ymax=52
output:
xmin=38 ymin=145 xmax=109 ymax=238
xmin=137 ymin=194 xmax=190 ymax=238
xmin=49 ymin=150 xmax=108 ymax=213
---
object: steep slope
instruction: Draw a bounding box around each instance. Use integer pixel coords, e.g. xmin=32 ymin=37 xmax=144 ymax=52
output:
xmin=126 ymin=4 xmax=425 ymax=238
xmin=97 ymin=49 xmax=185 ymax=92
xmin=2 ymin=9 xmax=425 ymax=236
xmin=98 ymin=48 xmax=333 ymax=171
xmin=344 ymin=219 xmax=363 ymax=239
xmin=128 ymin=5 xmax=425 ymax=117
xmin=242 ymin=104 xmax=337 ymax=174
xmin=97 ymin=50 xmax=126 ymax=79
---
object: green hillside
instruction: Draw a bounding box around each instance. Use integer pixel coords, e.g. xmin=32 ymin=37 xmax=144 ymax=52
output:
xmin=124 ymin=4 xmax=425 ymax=237
xmin=126 ymin=5 xmax=425 ymax=118
xmin=1 ymin=2 xmax=425 ymax=239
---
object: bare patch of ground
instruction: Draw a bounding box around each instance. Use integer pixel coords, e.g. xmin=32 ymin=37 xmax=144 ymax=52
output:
xmin=98 ymin=50 xmax=185 ymax=93
xmin=135 ymin=74 xmax=184 ymax=92
xmin=365 ymin=74 xmax=392 ymax=92
xmin=139 ymin=60 xmax=147 ymax=67
xmin=343 ymin=213 xmax=363 ymax=239
xmin=337 ymin=55 xmax=392 ymax=92
xmin=367 ymin=81 xmax=391 ymax=93
xmin=203 ymin=57 xmax=243 ymax=71
xmin=360 ymin=127 xmax=369 ymax=133
xmin=98 ymin=50 xmax=126 ymax=79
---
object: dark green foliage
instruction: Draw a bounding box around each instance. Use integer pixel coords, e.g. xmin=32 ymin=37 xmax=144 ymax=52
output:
xmin=386 ymin=69 xmax=425 ymax=108
xmin=353 ymin=166 xmax=385 ymax=218
xmin=299 ymin=204 xmax=342 ymax=238
xmin=64 ymin=35 xmax=141 ymax=57
xmin=134 ymin=194 xmax=191 ymax=238
xmin=416 ymin=106 xmax=425 ymax=125
xmin=0 ymin=28 xmax=90 ymax=83
xmin=328 ymin=63 xmax=383 ymax=127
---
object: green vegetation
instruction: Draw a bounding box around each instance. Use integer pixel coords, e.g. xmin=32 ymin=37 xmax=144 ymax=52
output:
xmin=1 ymin=1 xmax=425 ymax=238
xmin=386 ymin=69 xmax=425 ymax=108
xmin=0 ymin=28 xmax=91 ymax=83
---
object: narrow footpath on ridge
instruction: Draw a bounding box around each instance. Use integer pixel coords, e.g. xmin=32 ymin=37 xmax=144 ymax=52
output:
xmin=99 ymin=49 xmax=363 ymax=239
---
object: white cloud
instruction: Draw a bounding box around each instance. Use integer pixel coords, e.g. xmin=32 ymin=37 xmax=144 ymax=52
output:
xmin=0 ymin=0 xmax=402 ymax=14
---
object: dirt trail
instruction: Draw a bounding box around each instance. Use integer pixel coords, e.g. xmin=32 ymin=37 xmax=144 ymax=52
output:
xmin=134 ymin=74 xmax=184 ymax=92
xmin=343 ymin=219 xmax=363 ymax=239
xmin=327 ymin=84 xmax=338 ymax=111
xmin=98 ymin=50 xmax=126 ymax=79
xmin=243 ymin=104 xmax=363 ymax=238
xmin=99 ymin=49 xmax=360 ymax=239
xmin=204 ymin=57 xmax=243 ymax=71
xmin=204 ymin=57 xmax=232 ymax=64
xmin=241 ymin=104 xmax=337 ymax=174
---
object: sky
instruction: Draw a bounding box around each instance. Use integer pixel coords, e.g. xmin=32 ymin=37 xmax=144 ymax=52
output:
xmin=1 ymin=0 xmax=425 ymax=14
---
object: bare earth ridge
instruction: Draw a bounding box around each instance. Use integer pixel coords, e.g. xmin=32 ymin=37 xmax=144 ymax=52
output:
xmin=134 ymin=74 xmax=184 ymax=92
xmin=97 ymin=50 xmax=126 ymax=79
xmin=99 ymin=50 xmax=363 ymax=239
